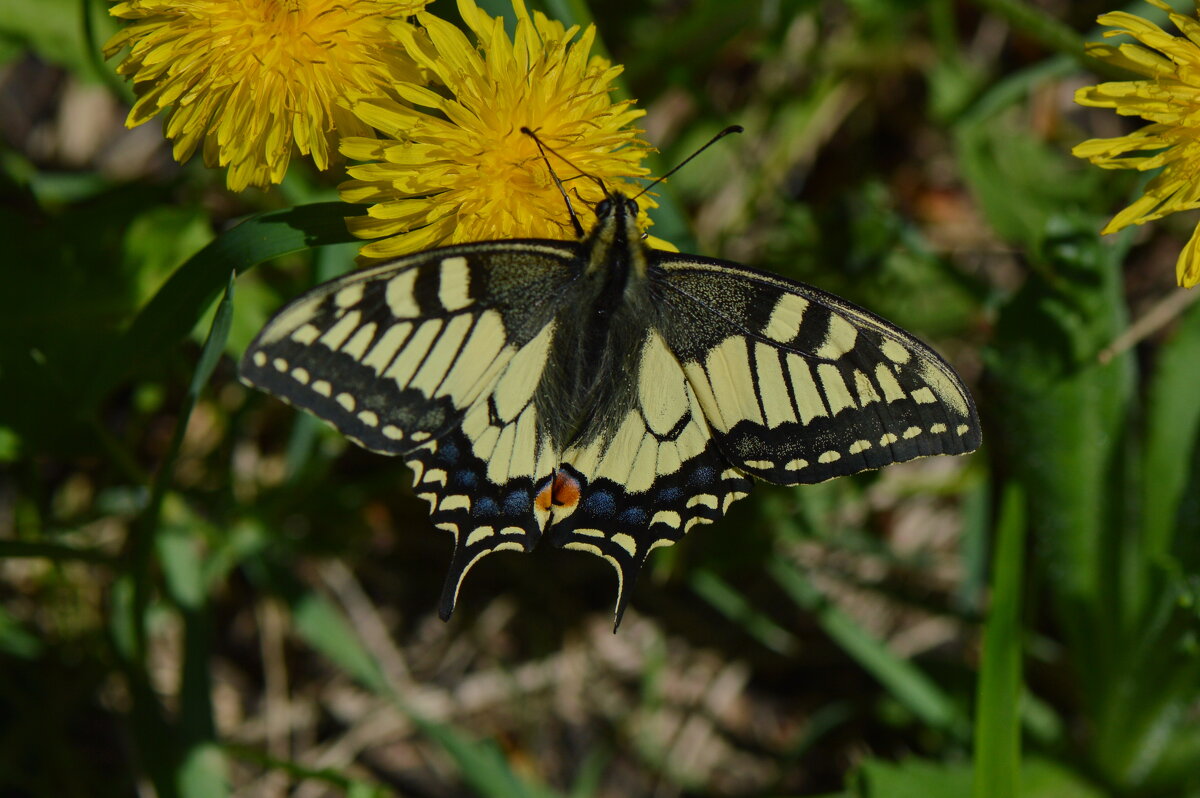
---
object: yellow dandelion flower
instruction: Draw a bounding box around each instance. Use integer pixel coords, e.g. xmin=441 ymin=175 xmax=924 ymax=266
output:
xmin=339 ymin=0 xmax=658 ymax=259
xmin=1072 ymin=0 xmax=1200 ymax=287
xmin=104 ymin=0 xmax=429 ymax=192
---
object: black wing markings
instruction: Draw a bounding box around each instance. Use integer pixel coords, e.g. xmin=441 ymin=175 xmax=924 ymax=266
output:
xmin=243 ymin=207 xmax=981 ymax=628
xmin=241 ymin=241 xmax=581 ymax=456
xmin=649 ymin=252 xmax=981 ymax=485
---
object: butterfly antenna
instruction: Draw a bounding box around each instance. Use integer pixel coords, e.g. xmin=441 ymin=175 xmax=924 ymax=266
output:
xmin=522 ymin=127 xmax=607 ymax=238
xmin=631 ymin=125 xmax=744 ymax=202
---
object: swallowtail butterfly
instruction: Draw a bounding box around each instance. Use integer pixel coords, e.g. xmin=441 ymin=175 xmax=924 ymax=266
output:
xmin=241 ymin=192 xmax=981 ymax=626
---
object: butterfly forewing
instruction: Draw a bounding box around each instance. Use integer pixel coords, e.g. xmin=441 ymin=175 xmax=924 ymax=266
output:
xmin=241 ymin=241 xmax=579 ymax=453
xmin=650 ymin=255 xmax=981 ymax=484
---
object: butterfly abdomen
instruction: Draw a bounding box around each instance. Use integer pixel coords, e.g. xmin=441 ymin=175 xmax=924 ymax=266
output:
xmin=536 ymin=240 xmax=648 ymax=449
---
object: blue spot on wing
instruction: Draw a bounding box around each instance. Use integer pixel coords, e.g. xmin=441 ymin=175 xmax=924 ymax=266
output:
xmin=618 ymin=507 xmax=647 ymax=526
xmin=582 ymin=491 xmax=617 ymax=516
xmin=437 ymin=441 xmax=460 ymax=463
xmin=503 ymin=490 xmax=530 ymax=515
xmin=474 ymin=497 xmax=499 ymax=517
xmin=656 ymin=487 xmax=682 ymax=503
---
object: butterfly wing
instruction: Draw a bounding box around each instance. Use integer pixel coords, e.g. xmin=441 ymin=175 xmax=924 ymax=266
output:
xmin=240 ymin=241 xmax=581 ymax=616
xmin=545 ymin=253 xmax=980 ymax=628
xmin=544 ymin=326 xmax=752 ymax=625
xmin=242 ymin=224 xmax=981 ymax=627
xmin=649 ymin=254 xmax=982 ymax=484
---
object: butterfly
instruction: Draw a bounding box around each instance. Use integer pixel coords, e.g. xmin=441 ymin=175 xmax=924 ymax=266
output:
xmin=241 ymin=189 xmax=981 ymax=627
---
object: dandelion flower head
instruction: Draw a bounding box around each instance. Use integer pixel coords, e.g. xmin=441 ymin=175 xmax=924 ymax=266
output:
xmin=104 ymin=0 xmax=429 ymax=192
xmin=340 ymin=0 xmax=658 ymax=259
xmin=1073 ymin=0 xmax=1200 ymax=287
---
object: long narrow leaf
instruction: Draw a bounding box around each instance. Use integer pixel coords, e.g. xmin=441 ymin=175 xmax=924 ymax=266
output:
xmin=86 ymin=202 xmax=361 ymax=403
xmin=690 ymin=568 xmax=797 ymax=654
xmin=1142 ymin=298 xmax=1200 ymax=562
xmin=768 ymin=558 xmax=969 ymax=738
xmin=972 ymin=483 xmax=1026 ymax=798
xmin=118 ymin=274 xmax=237 ymax=798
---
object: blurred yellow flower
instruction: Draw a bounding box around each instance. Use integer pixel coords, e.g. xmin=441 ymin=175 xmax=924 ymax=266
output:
xmin=339 ymin=0 xmax=658 ymax=259
xmin=1073 ymin=0 xmax=1200 ymax=288
xmin=104 ymin=0 xmax=427 ymax=192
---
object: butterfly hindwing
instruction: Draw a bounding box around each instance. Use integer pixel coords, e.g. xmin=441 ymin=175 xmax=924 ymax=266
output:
xmin=650 ymin=254 xmax=981 ymax=484
xmin=544 ymin=328 xmax=752 ymax=622
xmin=404 ymin=422 xmax=557 ymax=620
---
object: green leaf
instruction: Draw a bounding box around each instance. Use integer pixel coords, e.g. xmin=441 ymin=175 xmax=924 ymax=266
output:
xmin=0 ymin=0 xmax=118 ymax=81
xmin=956 ymin=112 xmax=1101 ymax=250
xmin=410 ymin=717 xmax=565 ymax=798
xmin=1143 ymin=297 xmax=1200 ymax=564
xmin=85 ymin=202 xmax=362 ymax=404
xmin=123 ymin=207 xmax=215 ymax=307
xmin=260 ymin=567 xmax=567 ymax=798
xmin=0 ymin=187 xmax=207 ymax=455
xmin=566 ymin=749 xmax=607 ymax=798
xmin=289 ymin=588 xmax=390 ymax=695
xmin=200 ymin=519 xmax=272 ymax=592
xmin=177 ymin=743 xmax=229 ymax=798
xmin=224 ymin=744 xmax=386 ymax=794
xmin=980 ymin=211 xmax=1200 ymax=787
xmin=690 ymin=568 xmax=797 ymax=654
xmin=135 ymin=271 xmax=236 ymax=614
xmin=850 ymin=757 xmax=1104 ymax=798
xmin=851 ymin=757 xmax=973 ymax=798
xmin=983 ymin=211 xmax=1131 ymax=668
xmin=973 ymin=483 xmax=1026 ymax=798
xmin=966 ymin=0 xmax=1085 ymax=61
xmin=157 ymin=520 xmax=207 ymax=612
xmin=0 ymin=606 xmax=42 ymax=659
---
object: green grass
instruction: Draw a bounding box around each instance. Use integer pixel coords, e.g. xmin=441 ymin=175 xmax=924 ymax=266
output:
xmin=2 ymin=0 xmax=1200 ymax=796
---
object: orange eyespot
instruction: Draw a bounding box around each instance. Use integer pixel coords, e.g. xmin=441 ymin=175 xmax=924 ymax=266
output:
xmin=536 ymin=468 xmax=582 ymax=513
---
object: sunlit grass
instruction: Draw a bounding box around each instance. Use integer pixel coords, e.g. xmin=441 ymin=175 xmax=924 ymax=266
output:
xmin=2 ymin=1 xmax=1200 ymax=797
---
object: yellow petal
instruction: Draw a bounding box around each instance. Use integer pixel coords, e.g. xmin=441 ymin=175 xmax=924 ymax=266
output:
xmin=341 ymin=0 xmax=660 ymax=254
xmin=1178 ymin=223 xmax=1200 ymax=286
xmin=106 ymin=0 xmax=428 ymax=191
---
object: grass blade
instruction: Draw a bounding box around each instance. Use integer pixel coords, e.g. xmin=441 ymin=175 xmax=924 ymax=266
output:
xmin=690 ymin=567 xmax=797 ymax=654
xmin=115 ymin=273 xmax=237 ymax=798
xmin=1142 ymin=297 xmax=1200 ymax=562
xmin=768 ymin=558 xmax=969 ymax=738
xmin=255 ymin=562 xmax=566 ymax=798
xmin=972 ymin=483 xmax=1026 ymax=798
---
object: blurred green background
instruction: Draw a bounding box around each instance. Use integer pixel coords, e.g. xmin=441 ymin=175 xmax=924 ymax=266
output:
xmin=3 ymin=0 xmax=1200 ymax=796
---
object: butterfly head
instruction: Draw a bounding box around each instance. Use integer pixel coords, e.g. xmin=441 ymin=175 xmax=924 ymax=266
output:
xmin=586 ymin=191 xmax=649 ymax=276
xmin=593 ymin=193 xmax=639 ymax=223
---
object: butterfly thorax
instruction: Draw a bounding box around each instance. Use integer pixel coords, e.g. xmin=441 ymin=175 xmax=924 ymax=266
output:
xmin=536 ymin=195 xmax=654 ymax=449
